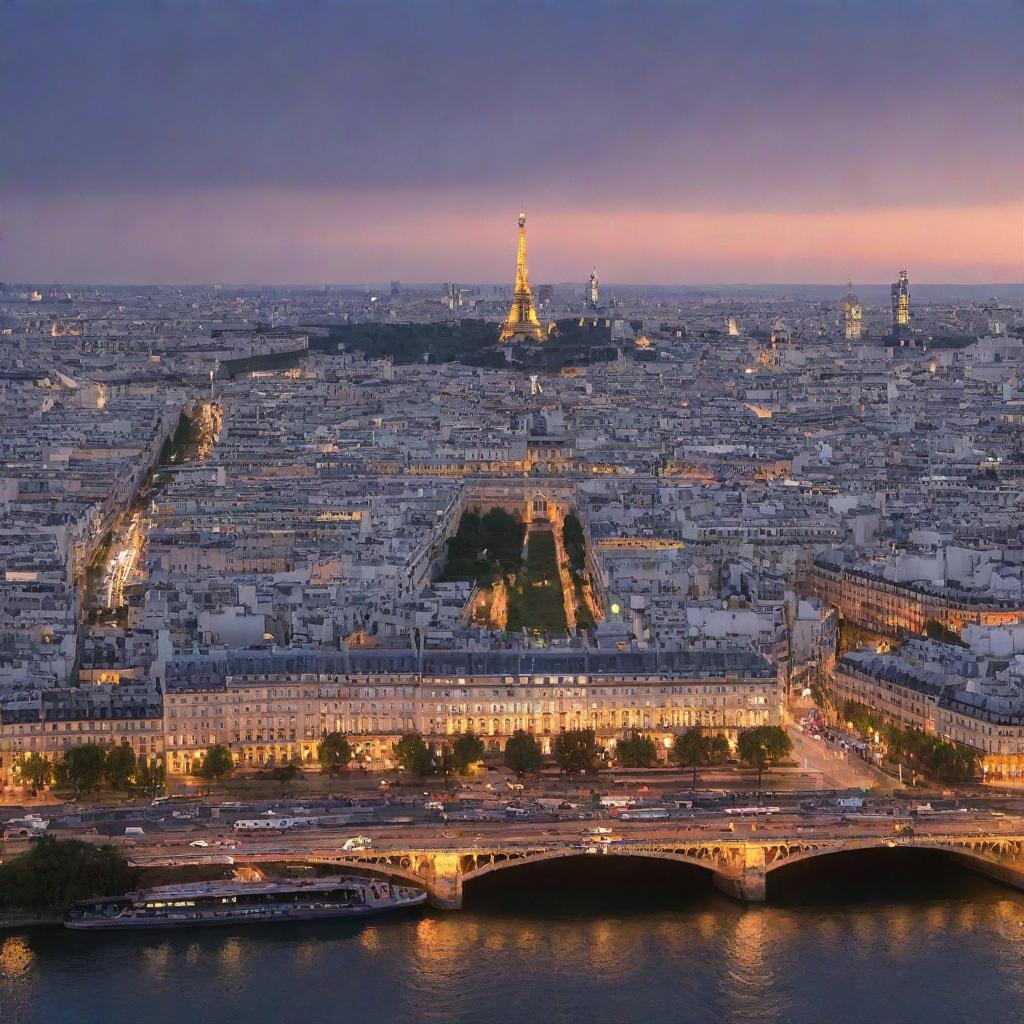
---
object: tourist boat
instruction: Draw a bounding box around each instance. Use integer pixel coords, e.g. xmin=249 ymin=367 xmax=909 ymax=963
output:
xmin=64 ymin=876 xmax=427 ymax=930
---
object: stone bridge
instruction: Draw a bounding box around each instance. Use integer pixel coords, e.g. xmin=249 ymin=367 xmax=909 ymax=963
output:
xmin=303 ymin=832 xmax=1024 ymax=908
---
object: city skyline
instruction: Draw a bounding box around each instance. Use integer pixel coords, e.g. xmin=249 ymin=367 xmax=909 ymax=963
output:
xmin=1 ymin=0 xmax=1021 ymax=285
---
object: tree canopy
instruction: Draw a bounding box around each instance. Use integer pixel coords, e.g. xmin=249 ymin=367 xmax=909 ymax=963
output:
xmin=318 ymin=732 xmax=353 ymax=775
xmin=736 ymin=726 xmax=793 ymax=785
xmin=615 ymin=734 xmax=658 ymax=768
xmin=393 ymin=732 xmax=435 ymax=776
xmin=104 ymin=743 xmax=136 ymax=789
xmin=197 ymin=743 xmax=235 ymax=781
xmin=61 ymin=744 xmax=107 ymax=794
xmin=450 ymin=732 xmax=485 ymax=774
xmin=17 ymin=752 xmax=53 ymax=791
xmin=0 ymin=837 xmax=135 ymax=913
xmin=553 ymin=728 xmax=600 ymax=777
xmin=672 ymin=729 xmax=732 ymax=785
xmin=673 ymin=728 xmax=710 ymax=785
xmin=503 ymin=730 xmax=542 ymax=775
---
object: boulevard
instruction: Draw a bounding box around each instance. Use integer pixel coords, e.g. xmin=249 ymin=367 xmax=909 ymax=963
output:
xmin=10 ymin=784 xmax=1024 ymax=907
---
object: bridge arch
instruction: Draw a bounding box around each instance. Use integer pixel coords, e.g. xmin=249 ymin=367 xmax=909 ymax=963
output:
xmin=460 ymin=846 xmax=723 ymax=886
xmin=762 ymin=836 xmax=1024 ymax=899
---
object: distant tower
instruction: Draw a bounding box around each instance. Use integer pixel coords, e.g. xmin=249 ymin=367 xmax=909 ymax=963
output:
xmin=891 ymin=269 xmax=910 ymax=337
xmin=499 ymin=209 xmax=544 ymax=343
xmin=842 ymin=282 xmax=862 ymax=340
xmin=588 ymin=268 xmax=600 ymax=310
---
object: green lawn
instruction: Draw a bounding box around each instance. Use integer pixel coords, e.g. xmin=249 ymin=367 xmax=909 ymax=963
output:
xmin=506 ymin=530 xmax=567 ymax=634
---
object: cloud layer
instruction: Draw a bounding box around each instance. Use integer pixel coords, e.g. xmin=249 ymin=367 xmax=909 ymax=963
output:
xmin=1 ymin=0 xmax=1021 ymax=282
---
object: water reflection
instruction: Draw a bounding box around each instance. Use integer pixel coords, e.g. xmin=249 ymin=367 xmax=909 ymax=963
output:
xmin=2 ymin=858 xmax=1024 ymax=1024
xmin=0 ymin=936 xmax=33 ymax=978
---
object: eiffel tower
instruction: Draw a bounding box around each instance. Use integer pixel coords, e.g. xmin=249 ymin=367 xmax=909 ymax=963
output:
xmin=498 ymin=209 xmax=545 ymax=343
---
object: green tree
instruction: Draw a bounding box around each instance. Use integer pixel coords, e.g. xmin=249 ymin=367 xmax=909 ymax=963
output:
xmin=393 ymin=732 xmax=435 ymax=777
xmin=104 ymin=742 xmax=136 ymax=789
xmin=450 ymin=732 xmax=485 ymax=774
xmin=62 ymin=744 xmax=107 ymax=795
xmin=673 ymin=728 xmax=711 ymax=786
xmin=553 ymin=728 xmax=600 ymax=779
xmin=134 ymin=757 xmax=165 ymax=795
xmin=0 ymin=837 xmax=135 ymax=913
xmin=197 ymin=743 xmax=235 ymax=782
xmin=737 ymin=726 xmax=793 ymax=787
xmin=503 ymin=729 xmax=542 ymax=775
xmin=17 ymin=753 xmax=53 ymax=791
xmin=269 ymin=759 xmax=301 ymax=797
xmin=708 ymin=734 xmax=731 ymax=764
xmin=562 ymin=513 xmax=587 ymax=572
xmin=318 ymin=733 xmax=353 ymax=775
xmin=615 ymin=733 xmax=658 ymax=768
xmin=481 ymin=507 xmax=525 ymax=571
xmin=925 ymin=619 xmax=965 ymax=646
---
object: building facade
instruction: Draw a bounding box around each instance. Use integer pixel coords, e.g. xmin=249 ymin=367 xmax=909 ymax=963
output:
xmin=160 ymin=646 xmax=780 ymax=777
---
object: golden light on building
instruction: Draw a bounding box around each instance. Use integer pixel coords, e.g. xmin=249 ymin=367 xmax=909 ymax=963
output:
xmin=498 ymin=210 xmax=544 ymax=343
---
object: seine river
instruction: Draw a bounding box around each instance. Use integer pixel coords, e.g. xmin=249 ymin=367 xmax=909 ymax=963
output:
xmin=2 ymin=853 xmax=1023 ymax=1024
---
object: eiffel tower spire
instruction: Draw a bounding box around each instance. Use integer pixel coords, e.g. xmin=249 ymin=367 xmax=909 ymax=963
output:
xmin=499 ymin=209 xmax=544 ymax=342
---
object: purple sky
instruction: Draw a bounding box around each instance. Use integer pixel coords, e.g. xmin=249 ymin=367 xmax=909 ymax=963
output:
xmin=1 ymin=0 xmax=1021 ymax=284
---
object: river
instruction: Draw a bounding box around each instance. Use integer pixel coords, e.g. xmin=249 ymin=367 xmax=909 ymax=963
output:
xmin=2 ymin=853 xmax=1023 ymax=1024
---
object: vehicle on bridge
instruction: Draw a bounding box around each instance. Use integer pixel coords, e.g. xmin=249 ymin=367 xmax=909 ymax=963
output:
xmin=341 ymin=836 xmax=372 ymax=851
xmin=599 ymin=796 xmax=635 ymax=809
xmin=233 ymin=817 xmax=316 ymax=833
xmin=616 ymin=807 xmax=670 ymax=821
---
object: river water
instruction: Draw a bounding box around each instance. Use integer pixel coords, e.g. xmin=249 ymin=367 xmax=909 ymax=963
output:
xmin=2 ymin=853 xmax=1023 ymax=1024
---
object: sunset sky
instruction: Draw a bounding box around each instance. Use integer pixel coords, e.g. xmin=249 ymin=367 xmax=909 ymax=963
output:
xmin=1 ymin=0 xmax=1021 ymax=284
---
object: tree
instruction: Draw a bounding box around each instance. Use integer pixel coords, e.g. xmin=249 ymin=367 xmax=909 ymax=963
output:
xmin=503 ymin=729 xmax=542 ymax=776
xmin=553 ymin=728 xmax=599 ymax=779
xmin=708 ymin=734 xmax=731 ymax=765
xmin=104 ymin=743 xmax=136 ymax=789
xmin=135 ymin=757 xmax=165 ymax=795
xmin=737 ymin=726 xmax=793 ymax=787
xmin=0 ymin=837 xmax=135 ymax=913
xmin=17 ymin=753 xmax=53 ymax=792
xmin=393 ymin=732 xmax=434 ymax=777
xmin=673 ymin=728 xmax=711 ymax=786
xmin=318 ymin=733 xmax=353 ymax=775
xmin=480 ymin=508 xmax=525 ymax=572
xmin=562 ymin=513 xmax=587 ymax=572
xmin=62 ymin=744 xmax=107 ymax=795
xmin=197 ymin=743 xmax=235 ymax=782
xmin=450 ymin=732 xmax=485 ymax=774
xmin=270 ymin=760 xmax=301 ymax=797
xmin=925 ymin=619 xmax=965 ymax=647
xmin=615 ymin=733 xmax=658 ymax=768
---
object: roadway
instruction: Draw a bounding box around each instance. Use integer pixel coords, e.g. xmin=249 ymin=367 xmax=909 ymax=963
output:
xmin=103 ymin=807 xmax=1024 ymax=868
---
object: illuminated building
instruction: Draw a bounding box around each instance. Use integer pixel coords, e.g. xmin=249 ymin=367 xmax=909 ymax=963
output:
xmin=841 ymin=282 xmax=862 ymax=340
xmin=498 ymin=210 xmax=544 ymax=343
xmin=588 ymin=268 xmax=599 ymax=310
xmin=834 ymin=640 xmax=1024 ymax=780
xmin=158 ymin=647 xmax=780 ymax=775
xmin=812 ymin=552 xmax=1024 ymax=638
xmin=891 ymin=268 xmax=910 ymax=337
